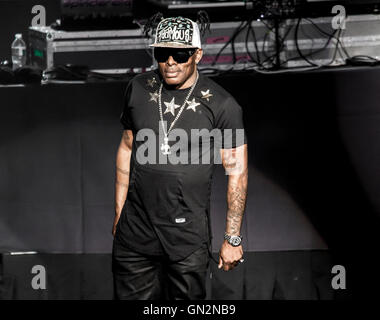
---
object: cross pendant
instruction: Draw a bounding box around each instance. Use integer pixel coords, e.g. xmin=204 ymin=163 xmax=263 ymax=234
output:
xmin=161 ymin=136 xmax=171 ymax=155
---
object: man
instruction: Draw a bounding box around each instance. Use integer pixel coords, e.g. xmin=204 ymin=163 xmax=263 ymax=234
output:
xmin=112 ymin=15 xmax=248 ymax=300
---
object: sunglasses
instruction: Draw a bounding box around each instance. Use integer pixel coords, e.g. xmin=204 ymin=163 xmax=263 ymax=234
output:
xmin=154 ymin=48 xmax=197 ymax=64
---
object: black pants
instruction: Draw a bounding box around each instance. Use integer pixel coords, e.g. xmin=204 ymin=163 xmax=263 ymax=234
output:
xmin=112 ymin=236 xmax=209 ymax=300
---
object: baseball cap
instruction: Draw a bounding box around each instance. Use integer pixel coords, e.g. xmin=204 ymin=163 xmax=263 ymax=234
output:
xmin=150 ymin=16 xmax=202 ymax=49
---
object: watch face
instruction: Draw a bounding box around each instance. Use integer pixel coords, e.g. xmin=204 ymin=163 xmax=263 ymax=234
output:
xmin=230 ymin=236 xmax=241 ymax=246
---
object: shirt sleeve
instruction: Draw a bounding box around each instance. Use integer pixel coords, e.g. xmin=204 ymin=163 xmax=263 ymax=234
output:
xmin=120 ymin=81 xmax=134 ymax=131
xmin=214 ymin=95 xmax=247 ymax=149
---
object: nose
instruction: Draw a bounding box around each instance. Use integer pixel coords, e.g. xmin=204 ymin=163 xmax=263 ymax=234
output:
xmin=166 ymin=55 xmax=177 ymax=65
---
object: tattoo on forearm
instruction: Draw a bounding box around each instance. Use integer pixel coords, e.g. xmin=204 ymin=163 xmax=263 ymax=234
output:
xmin=226 ymin=172 xmax=248 ymax=235
xmin=224 ymin=161 xmax=237 ymax=169
xmin=116 ymin=180 xmax=129 ymax=189
xmin=223 ymin=150 xmax=237 ymax=168
xmin=116 ymin=167 xmax=129 ymax=175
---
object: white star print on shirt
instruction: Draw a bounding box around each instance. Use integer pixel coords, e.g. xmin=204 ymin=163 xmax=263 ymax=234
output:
xmin=186 ymin=98 xmax=201 ymax=112
xmin=149 ymin=91 xmax=159 ymax=103
xmin=147 ymin=77 xmax=157 ymax=88
xmin=164 ymin=97 xmax=181 ymax=116
xmin=201 ymin=89 xmax=213 ymax=101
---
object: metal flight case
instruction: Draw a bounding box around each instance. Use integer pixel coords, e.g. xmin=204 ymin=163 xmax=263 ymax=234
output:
xmin=28 ymin=26 xmax=154 ymax=73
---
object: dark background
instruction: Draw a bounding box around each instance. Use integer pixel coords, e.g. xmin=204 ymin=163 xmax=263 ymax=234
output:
xmin=2 ymin=64 xmax=380 ymax=252
xmin=1 ymin=0 xmax=380 ymax=299
xmin=2 ymin=66 xmax=380 ymax=299
xmin=2 ymin=68 xmax=368 ymax=254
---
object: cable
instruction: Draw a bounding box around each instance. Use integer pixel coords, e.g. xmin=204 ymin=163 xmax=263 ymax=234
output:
xmin=245 ymin=20 xmax=261 ymax=66
xmin=211 ymin=21 xmax=248 ymax=66
xmin=294 ymin=18 xmax=319 ymax=66
xmin=231 ymin=22 xmax=242 ymax=64
xmin=204 ymin=13 xmax=380 ymax=74
xmin=261 ymin=22 xmax=294 ymax=67
xmin=280 ymin=19 xmax=334 ymax=66
xmin=254 ymin=20 xmax=294 ymax=69
xmin=293 ymin=17 xmax=346 ymax=68
xmin=304 ymin=17 xmax=351 ymax=59
xmin=329 ymin=28 xmax=343 ymax=65
xmin=249 ymin=20 xmax=261 ymax=65
xmin=251 ymin=65 xmax=323 ymax=74
xmin=346 ymin=55 xmax=380 ymax=66
xmin=303 ymin=17 xmax=380 ymax=65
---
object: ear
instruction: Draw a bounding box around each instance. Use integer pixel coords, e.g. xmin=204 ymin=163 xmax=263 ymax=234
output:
xmin=194 ymin=49 xmax=203 ymax=64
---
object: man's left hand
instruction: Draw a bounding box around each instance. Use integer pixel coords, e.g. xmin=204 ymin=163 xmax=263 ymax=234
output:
xmin=218 ymin=241 xmax=243 ymax=271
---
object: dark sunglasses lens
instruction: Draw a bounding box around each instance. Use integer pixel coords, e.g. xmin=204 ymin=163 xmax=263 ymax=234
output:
xmin=154 ymin=49 xmax=168 ymax=62
xmin=154 ymin=49 xmax=196 ymax=63
xmin=173 ymin=50 xmax=194 ymax=63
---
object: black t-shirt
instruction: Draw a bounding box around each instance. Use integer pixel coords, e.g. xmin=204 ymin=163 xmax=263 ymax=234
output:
xmin=116 ymin=69 xmax=247 ymax=261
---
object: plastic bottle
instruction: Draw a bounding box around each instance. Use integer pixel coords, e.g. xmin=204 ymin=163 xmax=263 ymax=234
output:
xmin=11 ymin=33 xmax=27 ymax=70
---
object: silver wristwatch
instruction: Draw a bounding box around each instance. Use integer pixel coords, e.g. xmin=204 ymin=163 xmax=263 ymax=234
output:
xmin=224 ymin=233 xmax=242 ymax=247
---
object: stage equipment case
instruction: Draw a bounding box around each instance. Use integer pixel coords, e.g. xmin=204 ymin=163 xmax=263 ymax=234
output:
xmin=28 ymin=26 xmax=154 ymax=73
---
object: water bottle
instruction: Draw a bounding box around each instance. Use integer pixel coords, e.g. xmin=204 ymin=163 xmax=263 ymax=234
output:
xmin=11 ymin=33 xmax=27 ymax=70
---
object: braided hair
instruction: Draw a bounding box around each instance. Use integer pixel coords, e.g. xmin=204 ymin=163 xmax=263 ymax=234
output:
xmin=143 ymin=12 xmax=163 ymax=37
xmin=196 ymin=10 xmax=211 ymax=36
